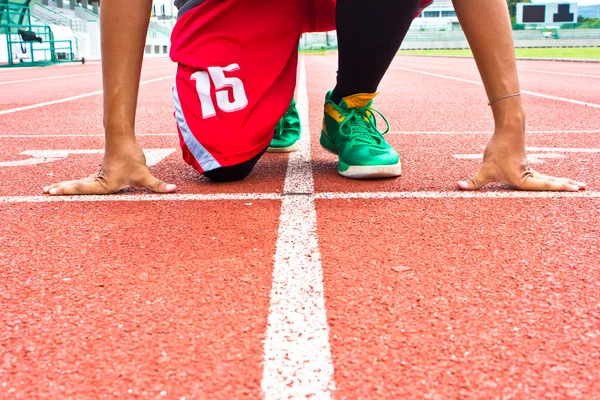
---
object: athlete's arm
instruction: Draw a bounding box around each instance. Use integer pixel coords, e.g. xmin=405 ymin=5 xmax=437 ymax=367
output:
xmin=451 ymin=0 xmax=585 ymax=191
xmin=43 ymin=0 xmax=176 ymax=195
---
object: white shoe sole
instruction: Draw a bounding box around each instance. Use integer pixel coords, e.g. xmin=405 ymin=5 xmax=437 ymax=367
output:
xmin=266 ymin=142 xmax=299 ymax=153
xmin=339 ymin=162 xmax=402 ymax=179
xmin=321 ymin=146 xmax=401 ymax=179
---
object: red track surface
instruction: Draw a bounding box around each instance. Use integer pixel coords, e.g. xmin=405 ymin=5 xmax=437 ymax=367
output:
xmin=1 ymin=55 xmax=599 ymax=399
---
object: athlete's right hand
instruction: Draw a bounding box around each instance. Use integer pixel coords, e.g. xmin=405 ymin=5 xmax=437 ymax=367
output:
xmin=42 ymin=141 xmax=176 ymax=195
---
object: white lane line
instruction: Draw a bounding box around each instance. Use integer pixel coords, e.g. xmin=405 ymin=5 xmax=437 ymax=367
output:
xmin=454 ymin=153 xmax=566 ymax=164
xmin=261 ymin=56 xmax=336 ymax=399
xmin=0 ymin=148 xmax=175 ymax=168
xmin=2 ymin=190 xmax=599 ymax=204
xmin=2 ymin=131 xmax=598 ymax=138
xmin=389 ymin=130 xmax=600 ymax=135
xmin=518 ymin=68 xmax=600 ymax=79
xmin=0 ymin=65 xmax=174 ymax=86
xmin=0 ymin=75 xmax=174 ymax=115
xmin=0 ymin=72 xmax=100 ymax=85
xmin=391 ymin=67 xmax=600 ymax=109
xmin=396 ymin=58 xmax=600 ymax=78
xmin=0 ymin=193 xmax=283 ymax=204
xmin=0 ymin=133 xmax=177 ymax=138
xmin=526 ymin=147 xmax=600 ymax=153
xmin=316 ymin=191 xmax=600 ymax=199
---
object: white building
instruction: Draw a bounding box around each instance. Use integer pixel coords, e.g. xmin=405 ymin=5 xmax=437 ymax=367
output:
xmin=410 ymin=0 xmax=460 ymax=31
xmin=151 ymin=0 xmax=177 ymax=29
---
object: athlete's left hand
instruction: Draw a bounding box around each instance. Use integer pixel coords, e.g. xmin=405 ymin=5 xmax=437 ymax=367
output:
xmin=42 ymin=140 xmax=176 ymax=195
xmin=457 ymin=134 xmax=586 ymax=191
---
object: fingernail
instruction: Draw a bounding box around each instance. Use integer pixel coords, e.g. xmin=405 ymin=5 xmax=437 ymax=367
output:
xmin=43 ymin=186 xmax=49 ymax=192
xmin=49 ymin=189 xmax=57 ymax=195
xmin=165 ymin=184 xmax=177 ymax=192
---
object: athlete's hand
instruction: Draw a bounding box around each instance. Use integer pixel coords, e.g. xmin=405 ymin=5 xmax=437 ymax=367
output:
xmin=43 ymin=141 xmax=176 ymax=195
xmin=457 ymin=134 xmax=586 ymax=191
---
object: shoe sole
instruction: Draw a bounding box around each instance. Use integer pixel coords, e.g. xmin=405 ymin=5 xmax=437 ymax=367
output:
xmin=339 ymin=162 xmax=402 ymax=179
xmin=266 ymin=142 xmax=299 ymax=153
xmin=321 ymin=139 xmax=401 ymax=180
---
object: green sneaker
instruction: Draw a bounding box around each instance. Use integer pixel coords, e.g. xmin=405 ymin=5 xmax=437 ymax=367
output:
xmin=320 ymin=91 xmax=401 ymax=179
xmin=268 ymin=99 xmax=301 ymax=153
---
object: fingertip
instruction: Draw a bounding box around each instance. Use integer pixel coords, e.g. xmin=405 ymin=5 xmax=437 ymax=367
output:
xmin=567 ymin=184 xmax=580 ymax=192
xmin=457 ymin=180 xmax=473 ymax=191
xmin=43 ymin=186 xmax=50 ymax=193
xmin=165 ymin=183 xmax=177 ymax=193
xmin=49 ymin=188 xmax=58 ymax=195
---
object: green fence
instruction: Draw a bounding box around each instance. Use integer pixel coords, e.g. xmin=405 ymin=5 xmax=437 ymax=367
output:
xmin=1 ymin=0 xmax=82 ymax=66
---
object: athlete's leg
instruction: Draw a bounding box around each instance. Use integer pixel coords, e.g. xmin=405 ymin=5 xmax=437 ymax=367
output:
xmin=320 ymin=0 xmax=422 ymax=179
xmin=453 ymin=0 xmax=584 ymax=191
xmin=331 ymin=0 xmax=422 ymax=103
xmin=203 ymin=146 xmax=268 ymax=182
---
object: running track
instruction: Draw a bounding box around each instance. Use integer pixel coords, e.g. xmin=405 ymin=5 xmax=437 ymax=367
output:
xmin=1 ymin=55 xmax=599 ymax=399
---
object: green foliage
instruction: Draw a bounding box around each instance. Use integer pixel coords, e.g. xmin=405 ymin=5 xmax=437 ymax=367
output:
xmin=577 ymin=16 xmax=600 ymax=28
xmin=507 ymin=0 xmax=531 ymax=18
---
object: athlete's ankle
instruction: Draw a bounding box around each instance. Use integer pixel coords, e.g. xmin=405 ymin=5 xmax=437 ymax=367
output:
xmin=493 ymin=112 xmax=526 ymax=138
xmin=330 ymin=86 xmax=377 ymax=105
xmin=490 ymin=97 xmax=526 ymax=134
xmin=330 ymin=88 xmax=343 ymax=104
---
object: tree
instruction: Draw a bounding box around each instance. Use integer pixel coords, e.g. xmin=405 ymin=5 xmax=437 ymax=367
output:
xmin=507 ymin=0 xmax=531 ymax=18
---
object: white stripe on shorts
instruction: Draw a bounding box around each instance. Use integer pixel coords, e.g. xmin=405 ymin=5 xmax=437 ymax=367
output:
xmin=173 ymin=80 xmax=221 ymax=172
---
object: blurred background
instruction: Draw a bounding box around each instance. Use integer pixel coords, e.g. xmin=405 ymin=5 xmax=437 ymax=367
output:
xmin=1 ymin=0 xmax=599 ymax=67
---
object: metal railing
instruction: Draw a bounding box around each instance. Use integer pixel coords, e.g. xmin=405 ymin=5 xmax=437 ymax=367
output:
xmin=1 ymin=3 xmax=82 ymax=67
xmin=3 ymin=23 xmax=76 ymax=66
xmin=0 ymin=0 xmax=32 ymax=26
xmin=31 ymin=3 xmax=87 ymax=32
xmin=74 ymin=3 xmax=99 ymax=20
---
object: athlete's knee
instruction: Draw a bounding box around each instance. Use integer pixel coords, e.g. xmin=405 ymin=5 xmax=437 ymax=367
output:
xmin=202 ymin=146 xmax=267 ymax=182
xmin=203 ymin=167 xmax=254 ymax=183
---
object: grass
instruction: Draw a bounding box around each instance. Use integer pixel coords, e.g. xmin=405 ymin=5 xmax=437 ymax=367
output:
xmin=398 ymin=47 xmax=600 ymax=59
xmin=299 ymin=48 xmax=337 ymax=55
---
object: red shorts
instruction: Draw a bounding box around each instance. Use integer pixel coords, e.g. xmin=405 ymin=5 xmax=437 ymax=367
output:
xmin=170 ymin=0 xmax=336 ymax=173
xmin=416 ymin=0 xmax=435 ymax=18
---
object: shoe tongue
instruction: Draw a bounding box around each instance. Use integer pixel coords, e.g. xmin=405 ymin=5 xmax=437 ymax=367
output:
xmin=341 ymin=93 xmax=377 ymax=109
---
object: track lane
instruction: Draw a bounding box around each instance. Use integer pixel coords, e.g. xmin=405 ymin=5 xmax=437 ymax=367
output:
xmin=0 ymin=78 xmax=176 ymax=135
xmin=317 ymin=197 xmax=600 ymax=399
xmin=0 ymin=135 xmax=287 ymax=196
xmin=0 ymin=68 xmax=176 ymax=113
xmin=0 ymin=57 xmax=173 ymax=83
xmin=1 ymin=54 xmax=599 ymax=399
xmin=0 ymin=200 xmax=280 ymax=399
xmin=394 ymin=56 xmax=600 ymax=105
xmin=305 ymin=54 xmax=600 ymax=398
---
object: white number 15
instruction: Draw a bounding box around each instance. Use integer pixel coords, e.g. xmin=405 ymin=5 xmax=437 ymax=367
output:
xmin=191 ymin=64 xmax=248 ymax=119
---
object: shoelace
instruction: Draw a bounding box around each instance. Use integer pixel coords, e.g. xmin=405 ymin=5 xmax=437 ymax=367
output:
xmin=282 ymin=112 xmax=299 ymax=130
xmin=339 ymin=106 xmax=390 ymax=146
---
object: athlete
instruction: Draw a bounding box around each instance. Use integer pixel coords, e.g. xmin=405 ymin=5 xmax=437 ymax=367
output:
xmin=43 ymin=0 xmax=584 ymax=194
